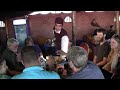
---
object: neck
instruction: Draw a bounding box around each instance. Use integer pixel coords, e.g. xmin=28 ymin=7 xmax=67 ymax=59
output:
xmin=100 ymin=40 xmax=105 ymax=45
xmin=73 ymin=67 xmax=81 ymax=74
xmin=24 ymin=62 xmax=40 ymax=68
xmin=55 ymin=30 xmax=61 ymax=34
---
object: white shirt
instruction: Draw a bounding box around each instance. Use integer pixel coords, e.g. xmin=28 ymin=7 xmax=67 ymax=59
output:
xmin=54 ymin=29 xmax=69 ymax=53
xmin=54 ymin=30 xmax=61 ymax=34
xmin=61 ymin=35 xmax=69 ymax=53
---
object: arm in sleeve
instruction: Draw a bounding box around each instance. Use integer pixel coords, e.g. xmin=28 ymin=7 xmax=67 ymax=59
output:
xmin=103 ymin=42 xmax=111 ymax=58
xmin=61 ymin=35 xmax=69 ymax=53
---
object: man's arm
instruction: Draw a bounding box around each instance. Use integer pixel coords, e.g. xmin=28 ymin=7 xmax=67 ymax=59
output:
xmin=61 ymin=35 xmax=69 ymax=53
xmin=96 ymin=42 xmax=111 ymax=67
xmin=96 ymin=57 xmax=108 ymax=67
xmin=93 ymin=55 xmax=97 ymax=64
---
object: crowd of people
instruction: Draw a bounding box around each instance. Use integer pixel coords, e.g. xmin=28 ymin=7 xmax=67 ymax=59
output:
xmin=0 ymin=16 xmax=120 ymax=79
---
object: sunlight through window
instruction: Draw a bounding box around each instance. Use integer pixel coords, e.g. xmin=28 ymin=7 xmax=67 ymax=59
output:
xmin=13 ymin=19 xmax=26 ymax=25
xmin=64 ymin=16 xmax=72 ymax=22
xmin=0 ymin=21 xmax=5 ymax=27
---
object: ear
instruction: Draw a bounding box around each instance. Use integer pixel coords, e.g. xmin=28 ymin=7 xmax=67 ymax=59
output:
xmin=21 ymin=60 xmax=24 ymax=65
xmin=38 ymin=56 xmax=41 ymax=64
xmin=69 ymin=61 xmax=74 ymax=69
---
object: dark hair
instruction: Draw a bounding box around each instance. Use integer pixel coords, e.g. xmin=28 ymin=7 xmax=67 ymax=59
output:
xmin=21 ymin=46 xmax=39 ymax=64
xmin=53 ymin=27 xmax=55 ymax=30
xmin=96 ymin=28 xmax=106 ymax=35
xmin=24 ymin=37 xmax=33 ymax=46
xmin=110 ymin=25 xmax=113 ymax=28
xmin=55 ymin=17 xmax=63 ymax=25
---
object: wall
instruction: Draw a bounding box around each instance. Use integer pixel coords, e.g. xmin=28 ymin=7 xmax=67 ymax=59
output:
xmin=6 ymin=16 xmax=25 ymax=39
xmin=28 ymin=13 xmax=72 ymax=44
xmin=6 ymin=11 xmax=115 ymax=45
xmin=76 ymin=11 xmax=115 ymax=40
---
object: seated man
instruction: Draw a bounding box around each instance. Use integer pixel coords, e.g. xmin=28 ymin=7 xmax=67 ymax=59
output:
xmin=66 ymin=46 xmax=104 ymax=79
xmin=24 ymin=37 xmax=46 ymax=68
xmin=93 ymin=28 xmax=111 ymax=68
xmin=11 ymin=46 xmax=60 ymax=79
xmin=2 ymin=38 xmax=25 ymax=76
xmin=0 ymin=55 xmax=11 ymax=79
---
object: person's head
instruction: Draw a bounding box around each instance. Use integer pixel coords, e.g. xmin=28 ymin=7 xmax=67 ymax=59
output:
xmin=96 ymin=28 xmax=106 ymax=42
xmin=24 ymin=37 xmax=34 ymax=46
xmin=110 ymin=25 xmax=113 ymax=29
xmin=54 ymin=17 xmax=63 ymax=32
xmin=66 ymin=46 xmax=88 ymax=73
xmin=0 ymin=55 xmax=8 ymax=74
xmin=7 ymin=38 xmax=19 ymax=53
xmin=110 ymin=34 xmax=120 ymax=49
xmin=21 ymin=46 xmax=39 ymax=68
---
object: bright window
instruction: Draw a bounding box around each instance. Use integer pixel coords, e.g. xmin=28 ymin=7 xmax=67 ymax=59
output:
xmin=0 ymin=21 xmax=5 ymax=27
xmin=114 ymin=16 xmax=120 ymax=21
xmin=64 ymin=16 xmax=72 ymax=22
xmin=13 ymin=19 xmax=26 ymax=25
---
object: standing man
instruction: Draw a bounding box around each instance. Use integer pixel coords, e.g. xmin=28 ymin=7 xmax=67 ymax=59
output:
xmin=53 ymin=17 xmax=69 ymax=54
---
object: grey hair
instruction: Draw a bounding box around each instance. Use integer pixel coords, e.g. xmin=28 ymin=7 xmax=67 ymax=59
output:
xmin=7 ymin=38 xmax=19 ymax=47
xmin=67 ymin=46 xmax=88 ymax=68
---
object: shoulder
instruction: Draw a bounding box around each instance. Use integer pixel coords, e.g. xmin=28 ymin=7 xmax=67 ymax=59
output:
xmin=0 ymin=74 xmax=11 ymax=79
xmin=45 ymin=71 xmax=60 ymax=79
xmin=104 ymin=41 xmax=110 ymax=45
xmin=85 ymin=62 xmax=104 ymax=78
xmin=11 ymin=73 xmax=24 ymax=79
xmin=2 ymin=48 xmax=16 ymax=58
xmin=2 ymin=48 xmax=8 ymax=55
xmin=34 ymin=44 xmax=41 ymax=49
xmin=34 ymin=44 xmax=39 ymax=47
xmin=86 ymin=61 xmax=101 ymax=72
xmin=61 ymin=29 xmax=68 ymax=35
xmin=104 ymin=41 xmax=111 ymax=49
xmin=61 ymin=36 xmax=69 ymax=40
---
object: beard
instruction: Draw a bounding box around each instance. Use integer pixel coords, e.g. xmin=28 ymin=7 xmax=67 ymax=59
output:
xmin=97 ymin=37 xmax=104 ymax=42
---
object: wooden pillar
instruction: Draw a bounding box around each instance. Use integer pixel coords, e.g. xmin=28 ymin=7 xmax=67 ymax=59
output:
xmin=5 ymin=19 xmax=9 ymax=39
xmin=72 ymin=11 xmax=76 ymax=46
xmin=115 ymin=11 xmax=119 ymax=35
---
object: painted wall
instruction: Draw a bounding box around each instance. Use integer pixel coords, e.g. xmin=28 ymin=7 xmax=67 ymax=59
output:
xmin=28 ymin=13 xmax=72 ymax=44
xmin=6 ymin=11 xmax=115 ymax=45
xmin=76 ymin=11 xmax=115 ymax=40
